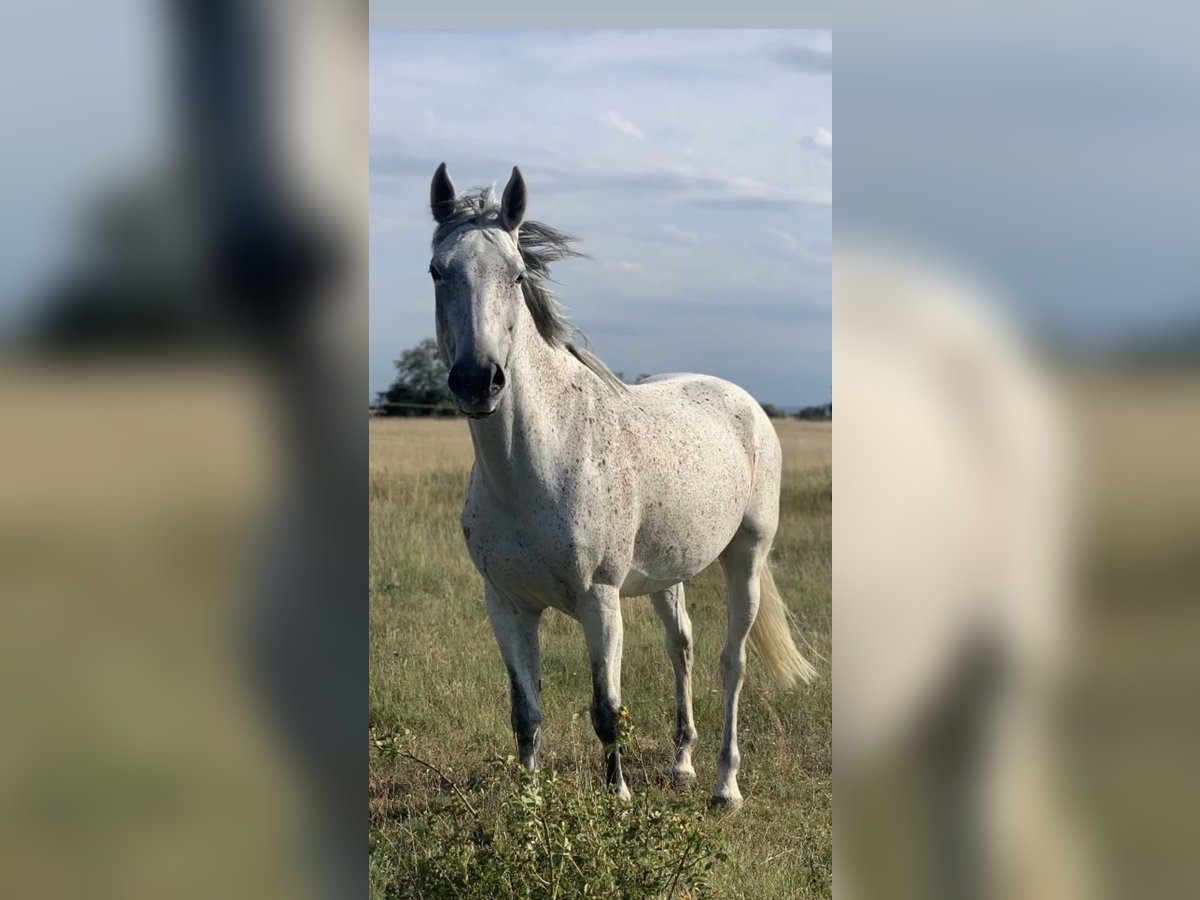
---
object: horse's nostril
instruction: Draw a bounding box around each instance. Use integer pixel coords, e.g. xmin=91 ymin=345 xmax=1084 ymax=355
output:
xmin=449 ymin=361 xmax=504 ymax=404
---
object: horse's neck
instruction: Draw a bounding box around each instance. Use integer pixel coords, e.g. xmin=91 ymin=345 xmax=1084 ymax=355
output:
xmin=467 ymin=331 xmax=596 ymax=493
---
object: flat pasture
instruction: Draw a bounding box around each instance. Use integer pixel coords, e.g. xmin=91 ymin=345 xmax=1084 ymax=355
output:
xmin=369 ymin=417 xmax=832 ymax=898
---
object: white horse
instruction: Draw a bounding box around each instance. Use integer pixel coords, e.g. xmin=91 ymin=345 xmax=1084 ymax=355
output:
xmin=834 ymin=249 xmax=1086 ymax=900
xmin=427 ymin=163 xmax=816 ymax=807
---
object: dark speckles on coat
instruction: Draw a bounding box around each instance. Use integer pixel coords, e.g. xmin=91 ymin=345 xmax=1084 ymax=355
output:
xmin=457 ymin=322 xmax=777 ymax=610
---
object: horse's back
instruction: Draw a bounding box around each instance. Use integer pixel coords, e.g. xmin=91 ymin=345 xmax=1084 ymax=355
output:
xmin=632 ymin=372 xmax=779 ymax=466
xmin=634 ymin=372 xmax=689 ymax=385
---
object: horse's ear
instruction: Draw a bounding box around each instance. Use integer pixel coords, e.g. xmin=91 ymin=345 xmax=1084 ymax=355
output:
xmin=501 ymin=166 xmax=526 ymax=232
xmin=430 ymin=162 xmax=456 ymax=223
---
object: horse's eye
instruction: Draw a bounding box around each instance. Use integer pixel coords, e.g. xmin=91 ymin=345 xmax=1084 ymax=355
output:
xmin=514 ymin=271 xmax=526 ymax=285
xmin=429 ymin=264 xmax=442 ymax=281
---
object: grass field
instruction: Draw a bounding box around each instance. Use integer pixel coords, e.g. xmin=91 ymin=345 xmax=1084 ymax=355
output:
xmin=368 ymin=417 xmax=832 ymax=898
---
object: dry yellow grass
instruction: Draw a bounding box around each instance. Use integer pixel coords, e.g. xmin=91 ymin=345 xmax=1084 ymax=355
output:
xmin=369 ymin=416 xmax=832 ymax=898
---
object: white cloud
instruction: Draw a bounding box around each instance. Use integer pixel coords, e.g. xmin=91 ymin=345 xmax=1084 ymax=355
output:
xmin=369 ymin=30 xmax=831 ymax=403
xmin=769 ymin=229 xmax=800 ymax=255
xmin=598 ymin=110 xmax=646 ymax=140
xmin=660 ymin=224 xmax=700 ymax=244
xmin=801 ymin=126 xmax=833 ymax=152
xmin=767 ymin=230 xmax=832 ymax=264
xmin=729 ymin=175 xmax=769 ymax=192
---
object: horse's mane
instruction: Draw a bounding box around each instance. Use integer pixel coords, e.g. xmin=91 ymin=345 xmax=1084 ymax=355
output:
xmin=432 ymin=187 xmax=627 ymax=393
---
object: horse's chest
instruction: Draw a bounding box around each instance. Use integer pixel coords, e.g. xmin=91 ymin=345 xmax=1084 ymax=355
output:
xmin=461 ymin=485 xmax=632 ymax=611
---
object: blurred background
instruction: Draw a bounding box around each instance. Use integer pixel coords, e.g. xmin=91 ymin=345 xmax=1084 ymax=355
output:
xmin=3 ymin=1 xmax=1199 ymax=898
xmin=0 ymin=1 xmax=364 ymax=898
xmin=836 ymin=2 xmax=1200 ymax=898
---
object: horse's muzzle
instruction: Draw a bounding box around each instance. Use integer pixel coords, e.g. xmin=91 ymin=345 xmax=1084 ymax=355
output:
xmin=448 ymin=359 xmax=506 ymax=417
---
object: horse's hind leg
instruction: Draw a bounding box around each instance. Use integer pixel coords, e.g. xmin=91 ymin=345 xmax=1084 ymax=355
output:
xmin=651 ymin=584 xmax=698 ymax=787
xmin=714 ymin=527 xmax=771 ymax=809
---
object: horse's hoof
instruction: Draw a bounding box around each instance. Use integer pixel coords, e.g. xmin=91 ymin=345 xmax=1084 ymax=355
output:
xmin=668 ymin=767 xmax=697 ymax=789
xmin=615 ymin=783 xmax=632 ymax=802
xmin=709 ymin=793 xmax=743 ymax=812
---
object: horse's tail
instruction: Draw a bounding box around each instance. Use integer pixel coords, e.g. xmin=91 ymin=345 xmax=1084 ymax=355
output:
xmin=750 ymin=560 xmax=818 ymax=688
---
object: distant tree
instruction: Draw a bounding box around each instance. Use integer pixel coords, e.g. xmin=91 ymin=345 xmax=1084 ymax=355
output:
xmin=760 ymin=402 xmax=785 ymax=419
xmin=796 ymin=403 xmax=832 ymax=421
xmin=374 ymin=337 xmax=455 ymax=416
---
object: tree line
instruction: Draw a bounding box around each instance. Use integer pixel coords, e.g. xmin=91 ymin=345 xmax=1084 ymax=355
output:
xmin=373 ymin=338 xmax=830 ymax=421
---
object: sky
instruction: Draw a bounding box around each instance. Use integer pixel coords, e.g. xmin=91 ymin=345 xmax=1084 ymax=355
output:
xmin=4 ymin=11 xmax=1198 ymax=376
xmin=369 ymin=30 xmax=833 ymax=407
xmin=0 ymin=1 xmax=165 ymax=328
xmin=835 ymin=3 xmax=1200 ymax=352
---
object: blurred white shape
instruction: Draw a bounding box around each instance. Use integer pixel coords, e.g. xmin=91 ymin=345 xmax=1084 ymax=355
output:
xmin=834 ymin=244 xmax=1089 ymax=899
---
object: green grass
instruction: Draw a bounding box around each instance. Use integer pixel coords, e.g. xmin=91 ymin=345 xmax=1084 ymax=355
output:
xmin=369 ymin=419 xmax=831 ymax=898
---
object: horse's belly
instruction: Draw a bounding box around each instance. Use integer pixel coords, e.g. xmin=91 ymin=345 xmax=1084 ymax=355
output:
xmin=626 ymin=496 xmax=746 ymax=595
xmin=625 ymin=418 xmax=755 ymax=590
xmin=619 ymin=570 xmax=684 ymax=598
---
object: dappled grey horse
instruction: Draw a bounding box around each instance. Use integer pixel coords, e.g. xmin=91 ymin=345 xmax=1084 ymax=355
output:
xmin=427 ymin=163 xmax=816 ymax=808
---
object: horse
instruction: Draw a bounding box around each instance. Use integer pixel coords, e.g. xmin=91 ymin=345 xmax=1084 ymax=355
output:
xmin=426 ymin=162 xmax=817 ymax=808
xmin=834 ymin=248 xmax=1087 ymax=899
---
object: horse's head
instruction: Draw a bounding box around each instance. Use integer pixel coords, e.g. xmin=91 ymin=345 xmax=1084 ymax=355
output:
xmin=428 ymin=163 xmax=527 ymax=418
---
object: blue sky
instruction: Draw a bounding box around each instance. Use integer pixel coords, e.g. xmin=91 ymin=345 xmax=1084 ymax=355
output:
xmin=835 ymin=5 xmax=1200 ymax=352
xmin=370 ymin=30 xmax=832 ymax=407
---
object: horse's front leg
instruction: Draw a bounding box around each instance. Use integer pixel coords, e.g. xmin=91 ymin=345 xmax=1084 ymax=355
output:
xmin=579 ymin=587 xmax=630 ymax=800
xmin=485 ymin=584 xmax=543 ymax=769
